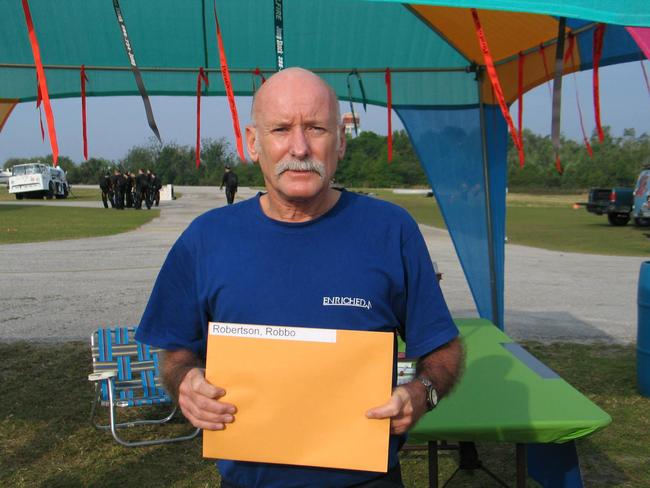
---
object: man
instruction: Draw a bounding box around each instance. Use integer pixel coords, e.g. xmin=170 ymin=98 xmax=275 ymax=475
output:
xmin=134 ymin=168 xmax=151 ymax=210
xmin=150 ymin=171 xmax=162 ymax=207
xmin=99 ymin=171 xmax=112 ymax=208
xmin=136 ymin=68 xmax=462 ymax=488
xmin=220 ymin=164 xmax=238 ymax=204
xmin=111 ymin=168 xmax=125 ymax=210
xmin=124 ymin=171 xmax=134 ymax=208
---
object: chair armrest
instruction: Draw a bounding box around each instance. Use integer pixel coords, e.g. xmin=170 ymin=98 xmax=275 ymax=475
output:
xmin=88 ymin=370 xmax=117 ymax=381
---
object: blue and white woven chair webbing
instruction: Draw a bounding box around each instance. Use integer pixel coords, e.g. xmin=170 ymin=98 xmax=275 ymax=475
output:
xmin=152 ymin=351 xmax=163 ymax=396
xmin=97 ymin=329 xmax=109 ymax=400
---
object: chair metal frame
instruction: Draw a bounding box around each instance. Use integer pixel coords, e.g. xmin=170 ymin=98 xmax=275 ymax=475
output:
xmin=88 ymin=327 xmax=200 ymax=447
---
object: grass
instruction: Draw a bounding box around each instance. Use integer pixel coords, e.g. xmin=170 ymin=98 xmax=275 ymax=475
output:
xmin=0 ymin=206 xmax=159 ymax=244
xmin=371 ymin=190 xmax=650 ymax=256
xmin=1 ymin=341 xmax=647 ymax=487
xmin=0 ymin=185 xmax=101 ymax=201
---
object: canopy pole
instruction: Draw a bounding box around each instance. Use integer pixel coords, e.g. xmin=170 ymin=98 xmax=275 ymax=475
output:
xmin=476 ymin=68 xmax=502 ymax=330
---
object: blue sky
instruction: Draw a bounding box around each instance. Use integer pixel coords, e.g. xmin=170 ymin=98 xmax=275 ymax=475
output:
xmin=0 ymin=61 xmax=648 ymax=166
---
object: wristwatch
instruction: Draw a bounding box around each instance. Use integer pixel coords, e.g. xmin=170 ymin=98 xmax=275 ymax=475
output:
xmin=416 ymin=375 xmax=439 ymax=411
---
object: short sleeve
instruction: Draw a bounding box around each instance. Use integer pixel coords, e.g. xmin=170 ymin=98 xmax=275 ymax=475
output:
xmin=401 ymin=228 xmax=459 ymax=358
xmin=135 ymin=237 xmax=207 ymax=358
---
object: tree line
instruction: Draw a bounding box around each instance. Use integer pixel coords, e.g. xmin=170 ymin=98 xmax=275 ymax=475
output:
xmin=3 ymin=127 xmax=649 ymax=190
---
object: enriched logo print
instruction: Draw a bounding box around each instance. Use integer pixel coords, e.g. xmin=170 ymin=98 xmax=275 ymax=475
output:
xmin=322 ymin=296 xmax=372 ymax=310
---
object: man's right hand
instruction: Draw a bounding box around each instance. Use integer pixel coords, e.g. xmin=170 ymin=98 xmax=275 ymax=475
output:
xmin=177 ymin=367 xmax=237 ymax=430
xmin=159 ymin=348 xmax=239 ymax=432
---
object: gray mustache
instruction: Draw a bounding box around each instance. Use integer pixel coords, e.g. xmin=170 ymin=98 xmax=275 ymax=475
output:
xmin=275 ymin=159 xmax=326 ymax=178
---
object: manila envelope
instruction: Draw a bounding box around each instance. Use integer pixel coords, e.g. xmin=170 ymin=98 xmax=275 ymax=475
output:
xmin=203 ymin=322 xmax=394 ymax=472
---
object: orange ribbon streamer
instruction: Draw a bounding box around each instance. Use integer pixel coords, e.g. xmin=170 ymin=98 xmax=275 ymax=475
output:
xmin=214 ymin=1 xmax=245 ymax=161
xmin=81 ymin=65 xmax=89 ymax=160
xmin=36 ymin=77 xmax=45 ymax=141
xmin=385 ymin=68 xmax=393 ymax=163
xmin=593 ymin=24 xmax=606 ymax=143
xmin=471 ymin=8 xmax=524 ymax=167
xmin=196 ymin=67 xmax=210 ymax=168
xmin=22 ymin=0 xmax=58 ymax=165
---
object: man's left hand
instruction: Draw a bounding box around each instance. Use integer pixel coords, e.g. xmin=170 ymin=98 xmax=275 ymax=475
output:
xmin=365 ymin=382 xmax=427 ymax=435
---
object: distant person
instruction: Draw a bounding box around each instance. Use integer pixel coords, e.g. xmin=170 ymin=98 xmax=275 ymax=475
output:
xmin=150 ymin=171 xmax=162 ymax=207
xmin=111 ymin=169 xmax=125 ymax=210
xmin=220 ymin=165 xmax=238 ymax=205
xmin=135 ymin=168 xmax=151 ymax=210
xmin=124 ymin=171 xmax=134 ymax=208
xmin=99 ymin=172 xmax=112 ymax=209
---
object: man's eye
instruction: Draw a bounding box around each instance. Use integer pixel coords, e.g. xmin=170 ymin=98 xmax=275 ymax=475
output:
xmin=308 ymin=126 xmax=327 ymax=133
xmin=272 ymin=127 xmax=289 ymax=133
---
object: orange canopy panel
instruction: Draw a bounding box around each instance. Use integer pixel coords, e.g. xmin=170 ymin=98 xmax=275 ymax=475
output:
xmin=0 ymin=100 xmax=18 ymax=133
xmin=410 ymin=6 xmax=582 ymax=103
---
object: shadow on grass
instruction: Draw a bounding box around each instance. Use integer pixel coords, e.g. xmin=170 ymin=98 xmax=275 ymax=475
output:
xmin=578 ymin=437 xmax=630 ymax=487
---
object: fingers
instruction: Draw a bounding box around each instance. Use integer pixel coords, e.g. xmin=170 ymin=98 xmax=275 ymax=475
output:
xmin=178 ymin=368 xmax=237 ymax=431
xmin=366 ymin=387 xmax=417 ymax=435
xmin=366 ymin=395 xmax=403 ymax=420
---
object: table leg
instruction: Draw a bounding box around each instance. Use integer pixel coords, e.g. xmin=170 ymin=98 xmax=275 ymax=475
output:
xmin=516 ymin=443 xmax=527 ymax=487
xmin=428 ymin=440 xmax=438 ymax=488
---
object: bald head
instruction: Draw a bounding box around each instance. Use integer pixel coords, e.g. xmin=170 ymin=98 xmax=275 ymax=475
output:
xmin=244 ymin=66 xmax=346 ymax=208
xmin=250 ymin=68 xmax=341 ymax=126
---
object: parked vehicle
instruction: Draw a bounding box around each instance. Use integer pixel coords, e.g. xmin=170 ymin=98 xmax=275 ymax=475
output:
xmin=577 ymin=187 xmax=634 ymax=226
xmin=8 ymin=162 xmax=69 ymax=200
xmin=632 ymin=168 xmax=650 ymax=226
xmin=0 ymin=169 xmax=10 ymax=186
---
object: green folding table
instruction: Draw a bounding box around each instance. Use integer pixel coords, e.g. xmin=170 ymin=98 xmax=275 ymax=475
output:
xmin=400 ymin=318 xmax=611 ymax=487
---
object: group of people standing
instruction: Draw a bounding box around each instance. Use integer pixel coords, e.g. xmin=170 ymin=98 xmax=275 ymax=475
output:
xmin=99 ymin=168 xmax=162 ymax=210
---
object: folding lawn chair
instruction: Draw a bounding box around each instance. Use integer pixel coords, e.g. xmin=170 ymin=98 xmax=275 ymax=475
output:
xmin=88 ymin=327 xmax=201 ymax=447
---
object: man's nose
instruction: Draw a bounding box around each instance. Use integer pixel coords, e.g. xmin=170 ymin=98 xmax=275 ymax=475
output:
xmin=288 ymin=127 xmax=309 ymax=159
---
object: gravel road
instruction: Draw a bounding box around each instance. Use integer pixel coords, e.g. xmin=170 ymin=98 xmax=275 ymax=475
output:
xmin=0 ymin=186 xmax=645 ymax=344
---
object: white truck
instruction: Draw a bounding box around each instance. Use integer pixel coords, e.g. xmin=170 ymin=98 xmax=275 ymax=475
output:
xmin=0 ymin=169 xmax=10 ymax=186
xmin=8 ymin=163 xmax=69 ymax=200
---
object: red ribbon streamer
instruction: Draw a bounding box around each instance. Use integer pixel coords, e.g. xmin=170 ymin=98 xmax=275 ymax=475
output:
xmin=471 ymin=9 xmax=524 ymax=168
xmin=555 ymin=155 xmax=563 ymax=175
xmin=252 ymin=67 xmax=266 ymax=94
xmin=81 ymin=65 xmax=89 ymax=160
xmin=563 ymin=32 xmax=575 ymax=66
xmin=517 ymin=52 xmax=525 ymax=151
xmin=36 ymin=78 xmax=45 ymax=141
xmin=538 ymin=43 xmax=553 ymax=99
xmin=565 ymin=35 xmax=593 ymax=158
xmin=22 ymin=0 xmax=58 ymax=165
xmin=196 ymin=67 xmax=210 ymax=168
xmin=642 ymin=60 xmax=650 ymax=97
xmin=593 ymin=24 xmax=606 ymax=143
xmin=385 ymin=68 xmax=393 ymax=163
xmin=214 ymin=1 xmax=245 ymax=162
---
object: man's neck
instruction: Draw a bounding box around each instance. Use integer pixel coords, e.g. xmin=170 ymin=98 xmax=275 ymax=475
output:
xmin=260 ymin=188 xmax=341 ymax=223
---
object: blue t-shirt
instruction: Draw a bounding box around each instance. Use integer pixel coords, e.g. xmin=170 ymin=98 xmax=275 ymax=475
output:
xmin=136 ymin=190 xmax=458 ymax=488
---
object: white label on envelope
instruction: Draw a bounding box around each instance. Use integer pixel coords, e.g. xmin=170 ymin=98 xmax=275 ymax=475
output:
xmin=209 ymin=322 xmax=337 ymax=343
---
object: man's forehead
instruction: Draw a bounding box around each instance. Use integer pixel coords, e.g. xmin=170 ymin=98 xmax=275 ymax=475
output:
xmin=259 ymin=92 xmax=333 ymax=122
xmin=252 ymin=69 xmax=338 ymax=124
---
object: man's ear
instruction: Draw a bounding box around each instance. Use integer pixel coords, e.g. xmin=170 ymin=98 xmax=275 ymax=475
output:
xmin=245 ymin=125 xmax=259 ymax=163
